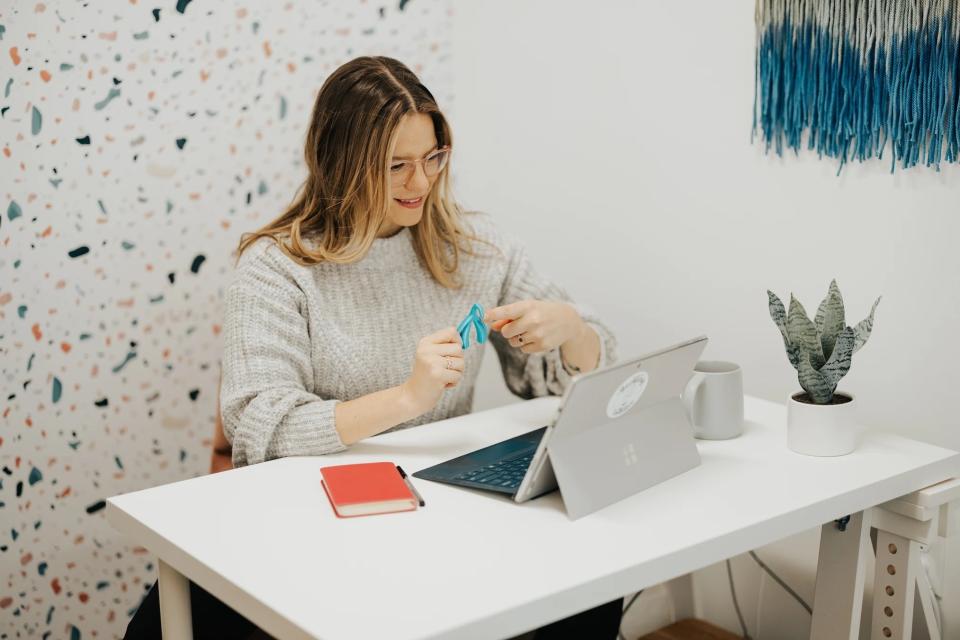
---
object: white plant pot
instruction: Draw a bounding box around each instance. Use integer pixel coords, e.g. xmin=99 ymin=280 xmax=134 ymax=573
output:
xmin=786 ymin=391 xmax=858 ymax=456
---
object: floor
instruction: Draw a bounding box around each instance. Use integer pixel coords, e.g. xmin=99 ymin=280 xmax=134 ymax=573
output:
xmin=639 ymin=618 xmax=742 ymax=639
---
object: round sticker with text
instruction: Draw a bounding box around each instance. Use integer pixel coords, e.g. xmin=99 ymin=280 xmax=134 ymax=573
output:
xmin=606 ymin=371 xmax=649 ymax=418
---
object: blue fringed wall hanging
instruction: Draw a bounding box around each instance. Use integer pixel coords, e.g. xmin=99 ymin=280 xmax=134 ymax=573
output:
xmin=753 ymin=0 xmax=960 ymax=172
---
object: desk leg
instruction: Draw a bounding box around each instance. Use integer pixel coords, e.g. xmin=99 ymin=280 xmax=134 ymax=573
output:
xmin=158 ymin=559 xmax=193 ymax=640
xmin=810 ymin=510 xmax=872 ymax=640
xmin=939 ymin=501 xmax=959 ymax=639
xmin=870 ymin=530 xmax=919 ymax=640
xmin=915 ymin=566 xmax=941 ymax=640
xmin=665 ymin=574 xmax=696 ymax=620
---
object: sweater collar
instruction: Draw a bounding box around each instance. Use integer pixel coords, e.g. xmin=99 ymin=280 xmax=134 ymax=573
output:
xmin=364 ymin=225 xmax=417 ymax=265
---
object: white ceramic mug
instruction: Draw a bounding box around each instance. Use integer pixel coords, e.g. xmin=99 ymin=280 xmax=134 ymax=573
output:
xmin=682 ymin=361 xmax=744 ymax=440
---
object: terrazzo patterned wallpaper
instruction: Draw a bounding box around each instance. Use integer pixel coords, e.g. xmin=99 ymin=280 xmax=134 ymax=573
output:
xmin=0 ymin=1 xmax=452 ymax=637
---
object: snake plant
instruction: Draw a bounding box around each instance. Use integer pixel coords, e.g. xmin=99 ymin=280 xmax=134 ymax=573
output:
xmin=767 ymin=280 xmax=880 ymax=404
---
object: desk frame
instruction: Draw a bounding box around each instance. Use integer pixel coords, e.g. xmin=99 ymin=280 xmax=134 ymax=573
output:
xmin=812 ymin=478 xmax=960 ymax=640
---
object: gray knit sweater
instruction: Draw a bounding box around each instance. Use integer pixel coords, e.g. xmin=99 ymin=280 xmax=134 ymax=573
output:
xmin=220 ymin=212 xmax=617 ymax=467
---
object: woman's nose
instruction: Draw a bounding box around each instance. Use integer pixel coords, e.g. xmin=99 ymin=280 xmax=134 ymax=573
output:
xmin=406 ymin=163 xmax=431 ymax=192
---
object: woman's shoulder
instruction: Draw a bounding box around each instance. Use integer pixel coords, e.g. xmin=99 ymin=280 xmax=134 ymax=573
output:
xmin=231 ymin=235 xmax=308 ymax=291
xmin=235 ymin=235 xmax=284 ymax=270
xmin=459 ymin=210 xmax=520 ymax=255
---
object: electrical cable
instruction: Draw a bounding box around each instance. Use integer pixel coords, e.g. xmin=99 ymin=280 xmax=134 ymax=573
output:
xmin=619 ymin=550 xmax=819 ymax=640
xmin=727 ymin=546 xmax=942 ymax=638
xmin=747 ymin=551 xmax=812 ymax=615
xmin=617 ymin=589 xmax=644 ymax=640
xmin=726 ymin=559 xmax=751 ymax=639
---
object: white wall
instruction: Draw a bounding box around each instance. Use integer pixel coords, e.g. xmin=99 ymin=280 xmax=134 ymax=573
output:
xmin=450 ymin=2 xmax=960 ymax=638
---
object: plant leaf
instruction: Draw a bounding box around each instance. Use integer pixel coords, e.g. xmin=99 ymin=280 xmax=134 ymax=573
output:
xmin=853 ymin=296 xmax=881 ymax=353
xmin=797 ymin=350 xmax=836 ymax=403
xmin=814 ymin=279 xmax=839 ymax=328
xmin=787 ymin=295 xmax=825 ymax=370
xmin=820 ymin=326 xmax=855 ymax=387
xmin=768 ymin=290 xmax=799 ymax=370
xmin=767 ymin=290 xmax=788 ymax=340
xmin=814 ymin=280 xmax=845 ymax=360
xmin=783 ymin=342 xmax=800 ymax=371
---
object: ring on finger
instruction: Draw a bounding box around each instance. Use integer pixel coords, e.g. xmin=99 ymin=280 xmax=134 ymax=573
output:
xmin=444 ymin=356 xmax=453 ymax=370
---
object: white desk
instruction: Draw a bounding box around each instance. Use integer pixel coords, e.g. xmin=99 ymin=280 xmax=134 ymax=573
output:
xmin=107 ymin=396 xmax=960 ymax=640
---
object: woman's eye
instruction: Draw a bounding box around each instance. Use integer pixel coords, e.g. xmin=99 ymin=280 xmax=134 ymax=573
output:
xmin=390 ymin=163 xmax=406 ymax=173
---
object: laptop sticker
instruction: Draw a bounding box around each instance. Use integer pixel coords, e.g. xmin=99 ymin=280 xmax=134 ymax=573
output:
xmin=606 ymin=371 xmax=649 ymax=418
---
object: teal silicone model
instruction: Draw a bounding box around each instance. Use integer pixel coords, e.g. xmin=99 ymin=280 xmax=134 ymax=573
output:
xmin=457 ymin=303 xmax=488 ymax=349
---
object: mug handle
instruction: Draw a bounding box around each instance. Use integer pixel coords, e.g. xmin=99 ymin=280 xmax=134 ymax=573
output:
xmin=682 ymin=372 xmax=705 ymax=424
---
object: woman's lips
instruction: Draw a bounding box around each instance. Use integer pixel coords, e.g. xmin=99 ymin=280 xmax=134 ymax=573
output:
xmin=394 ymin=196 xmax=423 ymax=209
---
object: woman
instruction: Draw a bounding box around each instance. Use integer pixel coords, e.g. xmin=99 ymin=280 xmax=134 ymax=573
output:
xmin=126 ymin=56 xmax=622 ymax=639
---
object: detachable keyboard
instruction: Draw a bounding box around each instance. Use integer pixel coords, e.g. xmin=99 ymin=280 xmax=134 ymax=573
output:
xmin=451 ymin=451 xmax=535 ymax=490
xmin=412 ymin=426 xmax=548 ymax=496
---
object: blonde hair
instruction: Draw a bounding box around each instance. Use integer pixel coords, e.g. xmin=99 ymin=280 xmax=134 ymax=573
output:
xmin=238 ymin=56 xmax=481 ymax=288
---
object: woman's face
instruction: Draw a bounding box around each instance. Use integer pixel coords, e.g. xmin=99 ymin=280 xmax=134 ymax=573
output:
xmin=381 ymin=112 xmax=440 ymax=235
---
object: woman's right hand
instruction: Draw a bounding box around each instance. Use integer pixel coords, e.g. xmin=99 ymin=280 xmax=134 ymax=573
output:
xmin=401 ymin=327 xmax=465 ymax=415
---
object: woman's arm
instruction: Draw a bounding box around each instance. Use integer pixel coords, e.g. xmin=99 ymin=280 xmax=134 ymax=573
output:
xmin=221 ymin=250 xmax=349 ymax=466
xmin=482 ymin=225 xmax=617 ymax=399
xmin=559 ymin=315 xmax=602 ymax=374
xmin=221 ymin=248 xmax=464 ymax=464
xmin=336 ymin=326 xmax=465 ymax=445
xmin=487 ymin=300 xmax=602 ymax=375
xmin=333 ymin=384 xmax=421 ymax=446
xmin=219 ymin=284 xmax=414 ymax=463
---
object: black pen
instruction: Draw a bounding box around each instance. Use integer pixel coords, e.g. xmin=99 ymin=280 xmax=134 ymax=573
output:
xmin=396 ymin=465 xmax=425 ymax=507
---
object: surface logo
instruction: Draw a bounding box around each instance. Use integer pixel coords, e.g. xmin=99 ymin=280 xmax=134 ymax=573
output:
xmin=623 ymin=443 xmax=638 ymax=466
xmin=606 ymin=371 xmax=650 ymax=418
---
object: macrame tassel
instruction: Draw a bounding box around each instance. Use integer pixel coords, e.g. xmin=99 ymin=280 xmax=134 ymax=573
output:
xmin=753 ymin=0 xmax=960 ymax=172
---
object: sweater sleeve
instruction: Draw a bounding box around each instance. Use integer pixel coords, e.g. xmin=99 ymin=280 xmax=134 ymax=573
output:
xmin=488 ymin=230 xmax=617 ymax=399
xmin=220 ymin=244 xmax=347 ymax=467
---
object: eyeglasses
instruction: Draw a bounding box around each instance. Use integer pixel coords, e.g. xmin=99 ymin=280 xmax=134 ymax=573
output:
xmin=389 ymin=146 xmax=450 ymax=184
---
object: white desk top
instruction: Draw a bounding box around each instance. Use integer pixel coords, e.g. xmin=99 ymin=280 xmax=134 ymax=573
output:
xmin=107 ymin=396 xmax=960 ymax=640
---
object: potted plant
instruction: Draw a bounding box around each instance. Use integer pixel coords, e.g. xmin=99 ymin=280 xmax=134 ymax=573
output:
xmin=767 ymin=280 xmax=880 ymax=456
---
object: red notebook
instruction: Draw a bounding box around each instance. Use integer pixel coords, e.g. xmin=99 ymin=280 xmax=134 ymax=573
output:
xmin=320 ymin=462 xmax=418 ymax=518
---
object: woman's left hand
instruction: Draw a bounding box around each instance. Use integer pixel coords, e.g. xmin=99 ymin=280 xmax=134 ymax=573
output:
xmin=485 ymin=300 xmax=585 ymax=354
